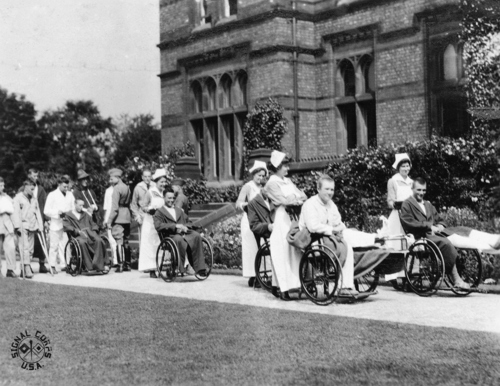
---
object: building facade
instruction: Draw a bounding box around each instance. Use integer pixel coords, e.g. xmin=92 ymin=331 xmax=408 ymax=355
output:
xmin=159 ymin=0 xmax=467 ymax=183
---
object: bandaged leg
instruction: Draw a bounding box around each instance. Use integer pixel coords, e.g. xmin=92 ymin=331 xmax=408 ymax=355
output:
xmin=447 ymin=233 xmax=492 ymax=251
xmin=468 ymin=230 xmax=500 ymax=250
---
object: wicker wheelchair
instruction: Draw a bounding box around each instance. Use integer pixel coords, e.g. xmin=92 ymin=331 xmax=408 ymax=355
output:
xmin=155 ymin=226 xmax=214 ymax=282
xmin=64 ymin=232 xmax=113 ymax=276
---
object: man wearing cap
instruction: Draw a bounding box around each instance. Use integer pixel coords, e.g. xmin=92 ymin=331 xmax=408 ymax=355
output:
xmin=73 ymin=169 xmax=100 ymax=223
xmin=44 ymin=175 xmax=74 ymax=273
xmin=172 ymin=179 xmax=189 ymax=214
xmin=107 ymin=168 xmax=132 ymax=272
xmin=130 ymin=169 xmax=152 ymax=225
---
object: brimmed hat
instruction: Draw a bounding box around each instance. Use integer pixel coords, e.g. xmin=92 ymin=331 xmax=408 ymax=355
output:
xmin=392 ymin=153 xmax=411 ymax=170
xmin=152 ymin=168 xmax=166 ymax=181
xmin=249 ymin=160 xmax=268 ymax=175
xmin=76 ymin=169 xmax=89 ymax=180
xmin=108 ymin=168 xmax=123 ymax=178
xmin=171 ymin=178 xmax=185 ymax=186
xmin=270 ymin=150 xmax=287 ymax=168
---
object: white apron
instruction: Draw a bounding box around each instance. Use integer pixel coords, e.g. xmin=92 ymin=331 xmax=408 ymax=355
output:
xmin=269 ymin=184 xmax=302 ymax=292
xmin=387 ymin=175 xmax=413 ymax=237
xmin=239 ymin=181 xmax=261 ymax=278
xmin=138 ymin=189 xmax=164 ymax=272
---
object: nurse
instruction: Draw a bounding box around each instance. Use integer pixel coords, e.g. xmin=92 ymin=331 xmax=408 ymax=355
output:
xmin=264 ymin=151 xmax=307 ymax=300
xmin=236 ymin=160 xmax=268 ymax=287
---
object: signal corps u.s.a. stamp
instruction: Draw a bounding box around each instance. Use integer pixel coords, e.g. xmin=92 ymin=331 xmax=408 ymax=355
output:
xmin=11 ymin=330 xmax=52 ymax=370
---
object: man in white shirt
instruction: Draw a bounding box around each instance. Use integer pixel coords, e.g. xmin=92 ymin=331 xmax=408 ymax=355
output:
xmin=299 ymin=174 xmax=357 ymax=295
xmin=44 ymin=175 xmax=74 ymax=273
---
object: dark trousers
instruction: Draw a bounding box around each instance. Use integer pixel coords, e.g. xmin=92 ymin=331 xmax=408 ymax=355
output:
xmin=112 ymin=224 xmax=131 ymax=267
xmin=170 ymin=230 xmax=206 ymax=273
xmin=76 ymin=230 xmax=107 ymax=271
xmin=427 ymin=234 xmax=457 ymax=273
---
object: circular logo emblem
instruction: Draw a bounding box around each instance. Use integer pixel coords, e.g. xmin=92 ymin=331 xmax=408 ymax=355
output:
xmin=11 ymin=330 xmax=52 ymax=370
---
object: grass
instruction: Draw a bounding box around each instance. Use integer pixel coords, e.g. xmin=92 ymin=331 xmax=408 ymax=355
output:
xmin=1 ymin=279 xmax=499 ymax=386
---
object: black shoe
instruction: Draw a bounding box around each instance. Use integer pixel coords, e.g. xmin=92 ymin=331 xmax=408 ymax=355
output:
xmin=39 ymin=264 xmax=49 ymax=274
xmin=150 ymin=271 xmax=157 ymax=278
xmin=6 ymin=270 xmax=17 ymax=278
xmin=248 ymin=277 xmax=255 ymax=287
xmin=280 ymin=291 xmax=292 ymax=301
xmin=60 ymin=267 xmax=67 ymax=272
xmin=123 ymin=265 xmax=131 ymax=272
xmin=254 ymin=280 xmax=261 ymax=289
xmin=196 ymin=269 xmax=207 ymax=277
xmin=271 ymin=286 xmax=280 ymax=298
xmin=115 ymin=265 xmax=123 ymax=273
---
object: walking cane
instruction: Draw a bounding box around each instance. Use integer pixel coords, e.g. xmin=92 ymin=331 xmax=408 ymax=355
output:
xmin=18 ymin=219 xmax=26 ymax=281
xmin=37 ymin=231 xmax=54 ymax=276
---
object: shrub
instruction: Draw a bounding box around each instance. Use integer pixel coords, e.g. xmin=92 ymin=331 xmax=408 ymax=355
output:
xmin=206 ymin=214 xmax=243 ymax=269
xmin=292 ymin=130 xmax=499 ymax=229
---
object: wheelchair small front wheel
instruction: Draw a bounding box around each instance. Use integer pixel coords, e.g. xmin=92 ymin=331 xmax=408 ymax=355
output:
xmin=354 ymin=270 xmax=379 ymax=294
xmin=446 ymin=248 xmax=482 ymax=296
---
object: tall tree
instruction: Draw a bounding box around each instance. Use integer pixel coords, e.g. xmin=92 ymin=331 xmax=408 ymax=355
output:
xmin=112 ymin=114 xmax=161 ymax=166
xmin=38 ymin=100 xmax=114 ymax=177
xmin=0 ymin=87 xmax=52 ymax=191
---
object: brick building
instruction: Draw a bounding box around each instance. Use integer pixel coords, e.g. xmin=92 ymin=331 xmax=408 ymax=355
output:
xmin=159 ymin=0 xmax=468 ymax=183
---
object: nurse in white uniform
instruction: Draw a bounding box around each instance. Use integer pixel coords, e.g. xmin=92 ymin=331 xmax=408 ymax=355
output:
xmin=264 ymin=151 xmax=307 ymax=301
xmin=236 ymin=161 xmax=268 ymax=287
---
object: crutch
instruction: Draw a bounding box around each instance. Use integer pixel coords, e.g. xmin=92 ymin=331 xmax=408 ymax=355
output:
xmin=37 ymin=231 xmax=54 ymax=276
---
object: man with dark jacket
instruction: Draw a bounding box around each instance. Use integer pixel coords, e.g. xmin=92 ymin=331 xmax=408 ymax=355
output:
xmin=73 ymin=169 xmax=100 ymax=224
xmin=400 ymin=177 xmax=469 ymax=290
xmin=247 ymin=189 xmax=275 ymax=242
xmin=153 ymin=187 xmax=206 ymax=276
xmin=107 ymin=168 xmax=131 ymax=272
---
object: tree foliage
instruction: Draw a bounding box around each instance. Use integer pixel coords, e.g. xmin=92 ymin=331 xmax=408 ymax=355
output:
xmin=38 ymin=100 xmax=114 ymax=176
xmin=112 ymin=114 xmax=161 ymax=166
xmin=242 ymin=98 xmax=287 ymax=167
xmin=0 ymin=87 xmax=52 ymax=190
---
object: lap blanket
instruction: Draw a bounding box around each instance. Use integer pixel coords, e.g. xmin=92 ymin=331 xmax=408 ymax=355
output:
xmin=353 ymin=249 xmax=405 ymax=279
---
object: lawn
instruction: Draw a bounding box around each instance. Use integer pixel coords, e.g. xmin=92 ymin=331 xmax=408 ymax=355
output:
xmin=1 ymin=279 xmax=499 ymax=386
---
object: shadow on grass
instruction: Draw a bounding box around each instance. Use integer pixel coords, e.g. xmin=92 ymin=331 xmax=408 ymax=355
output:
xmin=0 ymin=279 xmax=499 ymax=385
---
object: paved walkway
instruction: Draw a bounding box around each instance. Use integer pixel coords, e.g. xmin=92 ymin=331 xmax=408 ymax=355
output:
xmin=3 ymin=263 xmax=500 ymax=334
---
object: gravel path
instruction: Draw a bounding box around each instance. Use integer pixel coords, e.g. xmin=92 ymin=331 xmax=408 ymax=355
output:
xmin=3 ymin=263 xmax=500 ymax=334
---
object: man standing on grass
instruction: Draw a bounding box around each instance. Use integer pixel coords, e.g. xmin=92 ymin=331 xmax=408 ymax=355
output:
xmin=107 ymin=168 xmax=132 ymax=273
xmin=28 ymin=168 xmax=50 ymax=273
xmin=44 ymin=176 xmax=74 ymax=273
xmin=13 ymin=180 xmax=44 ymax=279
xmin=0 ymin=177 xmax=19 ymax=278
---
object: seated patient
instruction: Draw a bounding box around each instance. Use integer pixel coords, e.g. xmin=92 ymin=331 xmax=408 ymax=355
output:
xmin=63 ymin=198 xmax=109 ymax=273
xmin=248 ymin=189 xmax=275 ymax=243
xmin=298 ymin=174 xmax=358 ymax=296
xmin=153 ymin=187 xmax=206 ymax=277
xmin=400 ymin=177 xmax=471 ymax=290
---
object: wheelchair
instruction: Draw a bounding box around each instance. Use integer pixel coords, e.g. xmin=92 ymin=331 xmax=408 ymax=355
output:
xmin=64 ymin=232 xmax=113 ymax=276
xmin=155 ymin=227 xmax=214 ymax=282
xmin=391 ymin=202 xmax=482 ymax=297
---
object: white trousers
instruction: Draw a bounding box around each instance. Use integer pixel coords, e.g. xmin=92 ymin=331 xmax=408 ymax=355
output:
xmin=48 ymin=229 xmax=67 ymax=267
xmin=241 ymin=213 xmax=259 ymax=277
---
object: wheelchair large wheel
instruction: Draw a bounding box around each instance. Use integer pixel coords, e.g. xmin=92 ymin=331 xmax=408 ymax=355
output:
xmin=299 ymin=246 xmax=342 ymax=306
xmin=254 ymin=241 xmax=273 ymax=292
xmin=404 ymin=240 xmax=444 ymax=296
xmin=64 ymin=239 xmax=82 ymax=277
xmin=100 ymin=236 xmax=112 ymax=273
xmin=195 ymin=237 xmax=213 ymax=281
xmin=156 ymin=238 xmax=179 ymax=282
xmin=354 ymin=270 xmax=379 ymax=294
xmin=445 ymin=248 xmax=482 ymax=296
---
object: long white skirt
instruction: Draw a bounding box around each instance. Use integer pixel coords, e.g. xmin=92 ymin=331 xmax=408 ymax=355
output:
xmin=269 ymin=206 xmax=301 ymax=292
xmin=241 ymin=213 xmax=259 ymax=277
xmin=138 ymin=214 xmax=160 ymax=272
